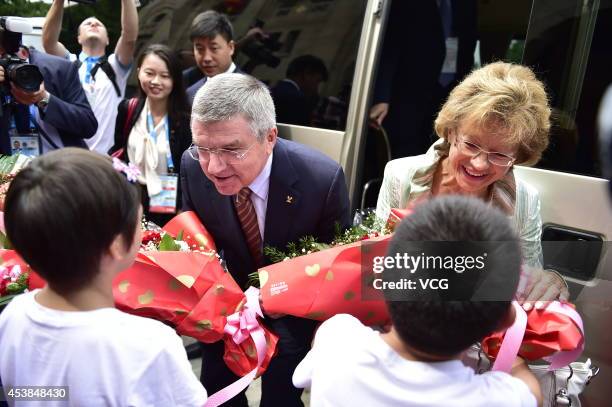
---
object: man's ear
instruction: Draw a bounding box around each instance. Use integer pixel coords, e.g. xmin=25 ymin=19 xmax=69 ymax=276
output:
xmin=265 ymin=127 xmax=277 ymax=154
xmin=267 ymin=127 xmax=278 ymax=143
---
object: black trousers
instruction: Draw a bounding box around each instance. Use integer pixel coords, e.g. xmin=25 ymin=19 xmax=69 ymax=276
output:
xmin=200 ymin=316 xmax=318 ymax=407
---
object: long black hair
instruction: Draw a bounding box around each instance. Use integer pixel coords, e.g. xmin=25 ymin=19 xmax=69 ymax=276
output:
xmin=136 ymin=44 xmax=190 ymax=128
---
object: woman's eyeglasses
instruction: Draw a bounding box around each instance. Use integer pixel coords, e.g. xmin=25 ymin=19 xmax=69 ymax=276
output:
xmin=456 ymin=136 xmax=516 ymax=167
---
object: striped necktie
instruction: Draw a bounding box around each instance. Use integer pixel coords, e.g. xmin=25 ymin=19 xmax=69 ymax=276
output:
xmin=234 ymin=188 xmax=264 ymax=266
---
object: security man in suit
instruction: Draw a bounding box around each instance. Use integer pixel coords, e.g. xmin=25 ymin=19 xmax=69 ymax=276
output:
xmin=181 ymin=73 xmax=351 ymax=406
xmin=186 ymin=10 xmax=244 ymax=103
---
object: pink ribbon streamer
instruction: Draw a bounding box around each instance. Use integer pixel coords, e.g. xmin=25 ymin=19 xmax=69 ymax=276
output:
xmin=492 ymin=302 xmax=527 ymax=372
xmin=492 ymin=301 xmax=584 ymax=373
xmin=542 ymin=301 xmax=585 ymax=371
xmin=204 ymin=287 xmax=267 ymax=407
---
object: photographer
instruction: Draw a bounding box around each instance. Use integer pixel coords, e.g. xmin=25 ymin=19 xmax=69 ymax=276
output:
xmin=43 ymin=0 xmax=138 ymax=154
xmin=0 ymin=17 xmax=97 ymax=156
xmin=186 ymin=10 xmax=243 ymax=103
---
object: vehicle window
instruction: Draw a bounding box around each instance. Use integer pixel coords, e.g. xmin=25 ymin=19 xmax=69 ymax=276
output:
xmin=368 ymin=0 xmax=610 ymax=178
xmin=136 ymin=0 xmax=368 ymax=131
xmin=522 ymin=0 xmax=611 ymax=178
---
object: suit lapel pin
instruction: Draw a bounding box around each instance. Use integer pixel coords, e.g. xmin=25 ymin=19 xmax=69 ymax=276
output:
xmin=286 ymin=195 xmax=294 ymax=204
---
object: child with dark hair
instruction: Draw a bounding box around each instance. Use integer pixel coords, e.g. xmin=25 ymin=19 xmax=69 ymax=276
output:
xmin=293 ymin=196 xmax=542 ymax=407
xmin=0 ymin=149 xmax=207 ymax=406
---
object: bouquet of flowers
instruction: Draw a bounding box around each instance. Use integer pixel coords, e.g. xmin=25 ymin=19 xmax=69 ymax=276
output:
xmin=0 ymin=154 xmax=31 ymax=212
xmin=0 ymin=250 xmax=45 ymax=311
xmin=113 ymin=212 xmax=279 ymax=377
xmin=482 ymin=302 xmax=584 ymax=362
xmin=256 ymin=212 xmax=392 ymax=326
xmin=0 ymin=264 xmax=27 ymax=307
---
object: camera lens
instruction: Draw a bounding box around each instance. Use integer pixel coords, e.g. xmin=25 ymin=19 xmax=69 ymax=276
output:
xmin=9 ymin=63 xmax=44 ymax=92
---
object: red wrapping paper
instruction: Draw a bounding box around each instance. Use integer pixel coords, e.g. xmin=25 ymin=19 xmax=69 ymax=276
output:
xmin=386 ymin=208 xmax=414 ymax=231
xmin=482 ymin=305 xmax=584 ymax=361
xmin=163 ymin=211 xmax=217 ymax=252
xmin=258 ymin=235 xmax=392 ymax=326
xmin=113 ymin=211 xmax=278 ymax=376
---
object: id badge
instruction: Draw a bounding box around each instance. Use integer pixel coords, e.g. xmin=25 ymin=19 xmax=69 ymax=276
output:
xmin=149 ymin=174 xmax=178 ymax=214
xmin=441 ymin=37 xmax=458 ymax=74
xmin=9 ymin=130 xmax=40 ymax=157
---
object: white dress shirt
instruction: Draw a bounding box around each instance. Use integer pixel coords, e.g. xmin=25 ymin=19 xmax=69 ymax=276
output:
xmin=248 ymin=152 xmax=273 ymax=241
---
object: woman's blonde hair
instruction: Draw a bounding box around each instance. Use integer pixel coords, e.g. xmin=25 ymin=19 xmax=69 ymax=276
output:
xmin=434 ymin=61 xmax=551 ymax=166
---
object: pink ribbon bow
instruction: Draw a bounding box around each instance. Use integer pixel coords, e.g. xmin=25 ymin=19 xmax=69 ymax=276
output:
xmin=492 ymin=301 xmax=584 ymax=373
xmin=204 ymin=287 xmax=267 ymax=407
xmin=224 ymin=289 xmax=264 ymax=345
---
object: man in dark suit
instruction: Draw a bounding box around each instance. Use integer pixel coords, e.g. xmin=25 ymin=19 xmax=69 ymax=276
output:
xmin=181 ymin=73 xmax=351 ymax=406
xmin=186 ymin=10 xmax=243 ymax=103
xmin=271 ymin=55 xmax=328 ymax=126
xmin=0 ymin=31 xmax=97 ymax=155
xmin=369 ymin=0 xmax=477 ymax=159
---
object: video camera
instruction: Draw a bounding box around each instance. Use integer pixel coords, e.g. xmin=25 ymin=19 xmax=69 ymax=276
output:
xmin=0 ymin=17 xmax=44 ymax=93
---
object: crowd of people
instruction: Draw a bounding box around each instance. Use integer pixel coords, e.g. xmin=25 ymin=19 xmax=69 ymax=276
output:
xmin=0 ymin=1 xmax=608 ymax=406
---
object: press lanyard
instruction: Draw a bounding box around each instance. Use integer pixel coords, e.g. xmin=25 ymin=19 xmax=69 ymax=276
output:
xmin=29 ymin=105 xmax=60 ymax=150
xmin=146 ymin=112 xmax=174 ymax=172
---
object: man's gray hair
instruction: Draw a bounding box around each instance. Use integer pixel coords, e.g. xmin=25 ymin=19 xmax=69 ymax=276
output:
xmin=191 ymin=73 xmax=276 ymax=140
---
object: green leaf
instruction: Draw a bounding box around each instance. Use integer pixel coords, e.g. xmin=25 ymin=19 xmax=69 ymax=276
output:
xmin=246 ymin=272 xmax=260 ymax=288
xmin=0 ymin=294 xmax=18 ymax=307
xmin=158 ymin=233 xmax=181 ymax=251
xmin=176 ymin=230 xmax=184 ymax=242
xmin=0 ymin=231 xmax=12 ymax=250
xmin=312 ymin=242 xmax=332 ymax=251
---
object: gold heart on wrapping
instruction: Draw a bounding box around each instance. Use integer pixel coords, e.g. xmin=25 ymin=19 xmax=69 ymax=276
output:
xmin=234 ymin=298 xmax=246 ymax=313
xmin=305 ymin=264 xmax=321 ymax=277
xmin=325 ymin=271 xmax=334 ymax=281
xmin=246 ymin=344 xmax=256 ymax=358
xmin=220 ymin=307 xmax=228 ymax=316
xmin=259 ymin=270 xmax=269 ymax=287
xmin=174 ymin=309 xmax=188 ymax=315
xmin=344 ymin=291 xmax=355 ymax=301
xmin=176 ymin=275 xmax=195 ymax=288
xmin=196 ymin=320 xmax=212 ymax=331
xmin=214 ymin=284 xmax=225 ymax=295
xmin=168 ymin=279 xmax=181 ymax=291
xmin=117 ymin=280 xmax=130 ymax=293
xmin=195 ymin=233 xmax=208 ymax=248
xmin=138 ymin=290 xmax=154 ymax=305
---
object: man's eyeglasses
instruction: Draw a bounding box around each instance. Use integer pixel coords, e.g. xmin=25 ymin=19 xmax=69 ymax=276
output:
xmin=455 ymin=136 xmax=516 ymax=167
xmin=187 ymin=142 xmax=257 ymax=164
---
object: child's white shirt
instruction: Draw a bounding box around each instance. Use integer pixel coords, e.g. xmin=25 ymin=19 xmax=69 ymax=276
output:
xmin=0 ymin=290 xmax=206 ymax=406
xmin=293 ymin=314 xmax=536 ymax=407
